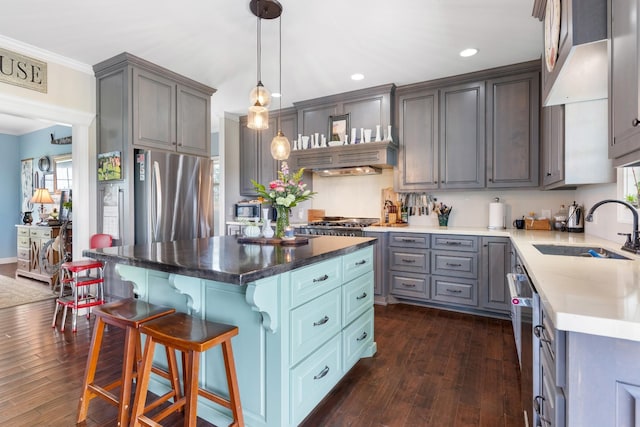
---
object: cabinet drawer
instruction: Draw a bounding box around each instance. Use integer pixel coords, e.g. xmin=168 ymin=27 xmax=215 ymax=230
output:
xmin=30 ymin=228 xmax=52 ymax=239
xmin=536 ymin=308 xmax=566 ymax=388
xmin=431 ymin=276 xmax=478 ymax=306
xmin=342 ymin=246 xmax=373 ymax=283
xmin=342 ymin=307 xmax=374 ymax=372
xmin=539 ymin=347 xmax=566 ymax=427
xmin=389 ymin=247 xmax=429 ymax=273
xmin=389 ymin=232 xmax=429 ymax=248
xmin=342 ymin=271 xmax=374 ymax=327
xmin=431 ymin=251 xmax=477 ymax=278
xmin=17 ymin=247 xmax=30 ymax=260
xmin=290 ymin=287 xmax=341 ymax=366
xmin=16 ymin=259 xmax=30 ymax=271
xmin=390 ymin=271 xmax=429 ymax=300
xmin=290 ymin=258 xmax=342 ymax=308
xmin=290 ymin=334 xmax=342 ymax=426
xmin=17 ymin=236 xmax=30 ymax=248
xmin=431 ymin=234 xmax=478 ymax=252
xmin=17 ymin=227 xmax=29 ymax=237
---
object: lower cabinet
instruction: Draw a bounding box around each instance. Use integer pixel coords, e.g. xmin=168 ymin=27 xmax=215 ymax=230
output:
xmin=15 ymin=225 xmax=61 ymax=286
xmin=388 ymin=232 xmax=430 ymax=302
xmin=480 ymin=237 xmax=511 ymax=314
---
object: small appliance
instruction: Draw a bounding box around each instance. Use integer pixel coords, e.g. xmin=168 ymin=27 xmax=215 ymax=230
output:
xmin=566 ymin=201 xmax=584 ymax=233
xmin=235 ymin=202 xmax=276 ymax=221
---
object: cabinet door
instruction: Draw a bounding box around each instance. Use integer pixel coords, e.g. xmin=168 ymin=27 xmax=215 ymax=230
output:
xmin=299 ymin=103 xmax=339 ymax=137
xmin=439 ymin=81 xmax=485 ymax=189
xmin=396 ymin=89 xmax=439 ymax=191
xmin=132 ymin=68 xmax=176 ymax=150
xmin=542 ymin=105 xmax=565 ymax=186
xmin=486 ymin=72 xmax=539 ymax=188
xmin=177 ymin=84 xmax=211 ymax=156
xmin=480 ymin=237 xmax=511 ymax=313
xmin=609 ymin=0 xmax=640 ymax=163
xmin=239 ymin=116 xmax=259 ymax=195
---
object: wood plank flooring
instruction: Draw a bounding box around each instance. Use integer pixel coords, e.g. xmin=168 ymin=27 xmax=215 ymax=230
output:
xmin=0 ymin=263 xmax=523 ymax=426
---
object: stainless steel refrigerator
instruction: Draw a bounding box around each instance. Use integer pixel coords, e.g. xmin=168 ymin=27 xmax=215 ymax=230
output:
xmin=134 ymin=149 xmax=213 ymax=244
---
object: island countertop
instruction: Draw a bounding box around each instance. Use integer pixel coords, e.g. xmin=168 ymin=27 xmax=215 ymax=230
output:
xmin=83 ymin=235 xmax=376 ymax=285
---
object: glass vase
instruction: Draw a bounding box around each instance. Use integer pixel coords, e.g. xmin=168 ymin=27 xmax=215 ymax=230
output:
xmin=275 ymin=206 xmax=290 ymax=238
xmin=438 ymin=214 xmax=449 ymax=227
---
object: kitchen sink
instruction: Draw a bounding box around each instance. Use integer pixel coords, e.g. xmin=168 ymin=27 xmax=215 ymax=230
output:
xmin=533 ymin=244 xmax=631 ymax=260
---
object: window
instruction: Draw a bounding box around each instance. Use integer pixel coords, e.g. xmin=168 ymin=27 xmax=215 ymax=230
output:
xmin=622 ymin=167 xmax=640 ymax=208
xmin=53 ymin=154 xmax=72 ymax=192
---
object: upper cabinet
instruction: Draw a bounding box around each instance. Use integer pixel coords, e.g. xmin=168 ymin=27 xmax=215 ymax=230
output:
xmin=609 ymin=0 xmax=640 ymax=166
xmin=94 ymin=52 xmax=215 ymax=159
xmin=395 ymin=61 xmax=540 ymax=192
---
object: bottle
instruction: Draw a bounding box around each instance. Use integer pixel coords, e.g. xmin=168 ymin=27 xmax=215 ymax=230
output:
xmin=553 ymin=205 xmax=568 ymax=231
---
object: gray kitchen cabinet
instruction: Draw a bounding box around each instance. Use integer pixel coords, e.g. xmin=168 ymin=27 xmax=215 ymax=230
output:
xmin=480 ymin=237 xmax=511 ymax=314
xmin=486 ymin=71 xmax=540 ymax=188
xmin=430 ymin=235 xmax=479 ymax=308
xmin=239 ymin=108 xmax=297 ymax=196
xmin=387 ymin=232 xmax=430 ymax=302
xmin=609 ymin=0 xmax=640 ymax=166
xmin=536 ymin=303 xmax=566 ymax=427
xmin=542 ymin=105 xmax=565 ymax=186
xmin=363 ymin=230 xmax=388 ymax=304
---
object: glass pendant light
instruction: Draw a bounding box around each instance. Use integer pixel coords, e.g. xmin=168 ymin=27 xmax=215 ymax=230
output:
xmin=270 ymin=13 xmax=290 ymax=160
xmin=247 ymin=0 xmax=273 ymax=130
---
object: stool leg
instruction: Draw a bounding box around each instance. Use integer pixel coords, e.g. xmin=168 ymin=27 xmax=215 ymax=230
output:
xmin=51 ymin=301 xmax=61 ymax=328
xmin=130 ymin=335 xmax=157 ymax=427
xmin=61 ymin=305 xmax=69 ymax=332
xmin=221 ymin=340 xmax=244 ymax=427
xmin=77 ymin=316 xmax=106 ymax=423
xmin=184 ymin=350 xmax=200 ymax=426
xmin=116 ymin=327 xmax=138 ymax=427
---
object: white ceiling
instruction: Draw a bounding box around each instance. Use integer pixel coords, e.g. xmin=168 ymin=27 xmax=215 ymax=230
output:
xmin=0 ymin=0 xmax=542 ymax=134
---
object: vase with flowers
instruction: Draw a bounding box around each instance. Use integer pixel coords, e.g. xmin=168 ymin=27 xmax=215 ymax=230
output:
xmin=252 ymin=162 xmax=315 ymax=238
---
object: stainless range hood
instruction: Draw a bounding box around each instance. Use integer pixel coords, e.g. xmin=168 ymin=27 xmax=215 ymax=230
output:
xmin=288 ymin=140 xmax=397 ymax=176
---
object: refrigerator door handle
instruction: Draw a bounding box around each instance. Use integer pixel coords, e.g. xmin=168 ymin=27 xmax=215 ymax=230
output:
xmin=152 ymin=160 xmax=162 ymax=241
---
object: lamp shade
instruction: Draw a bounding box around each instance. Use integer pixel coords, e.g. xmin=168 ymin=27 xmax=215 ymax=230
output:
xmin=31 ymin=188 xmax=54 ymax=204
xmin=247 ymin=102 xmax=269 ymax=130
xmin=270 ymin=130 xmax=290 ymax=160
xmin=250 ymin=82 xmax=271 ymax=108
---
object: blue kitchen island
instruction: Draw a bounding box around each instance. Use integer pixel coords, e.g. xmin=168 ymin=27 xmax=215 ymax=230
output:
xmin=84 ymin=235 xmax=377 ymax=427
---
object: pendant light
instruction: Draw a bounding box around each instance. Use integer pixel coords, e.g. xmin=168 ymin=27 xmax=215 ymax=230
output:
xmin=247 ymin=0 xmax=282 ymax=130
xmin=270 ymin=13 xmax=291 ymax=160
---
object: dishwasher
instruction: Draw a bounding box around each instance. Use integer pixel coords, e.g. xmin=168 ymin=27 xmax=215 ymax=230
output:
xmin=507 ymin=258 xmax=540 ymax=427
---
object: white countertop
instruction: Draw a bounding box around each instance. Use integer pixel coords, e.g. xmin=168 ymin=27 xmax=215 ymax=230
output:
xmin=365 ymin=225 xmax=640 ymax=342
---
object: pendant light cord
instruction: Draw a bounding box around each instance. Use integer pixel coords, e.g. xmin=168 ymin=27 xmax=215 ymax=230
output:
xmin=278 ymin=14 xmax=282 ymax=130
xmin=256 ymin=2 xmax=261 ymax=86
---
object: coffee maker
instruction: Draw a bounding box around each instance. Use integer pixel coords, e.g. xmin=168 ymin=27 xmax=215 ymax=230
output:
xmin=566 ymin=201 xmax=584 ymax=233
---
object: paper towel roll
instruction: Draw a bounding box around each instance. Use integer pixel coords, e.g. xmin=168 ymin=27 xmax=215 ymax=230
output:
xmin=488 ymin=201 xmax=506 ymax=229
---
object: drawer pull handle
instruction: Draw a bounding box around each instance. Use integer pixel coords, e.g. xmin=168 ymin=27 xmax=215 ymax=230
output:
xmin=446 ymin=289 xmax=462 ymax=294
xmin=401 ymin=283 xmax=416 ymax=288
xmin=313 ymin=316 xmax=329 ymax=326
xmin=445 ymin=262 xmax=462 ymax=267
xmin=356 ymin=292 xmax=367 ymax=300
xmin=401 ymin=238 xmax=416 ymax=243
xmin=355 ymin=259 xmax=367 ymax=266
xmin=356 ymin=331 xmax=368 ymax=341
xmin=533 ymin=325 xmax=551 ymax=343
xmin=401 ymin=258 xmax=416 ymax=263
xmin=444 ymin=241 xmax=462 ymax=245
xmin=314 ymin=365 xmax=330 ymax=380
xmin=313 ymin=274 xmax=329 ymax=283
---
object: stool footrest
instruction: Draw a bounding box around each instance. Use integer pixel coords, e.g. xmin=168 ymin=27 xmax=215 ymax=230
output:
xmin=87 ymin=383 xmax=119 ymax=407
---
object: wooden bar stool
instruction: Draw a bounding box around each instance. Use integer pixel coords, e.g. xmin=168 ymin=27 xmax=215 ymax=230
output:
xmin=130 ymin=312 xmax=244 ymax=427
xmin=77 ymin=298 xmax=180 ymax=427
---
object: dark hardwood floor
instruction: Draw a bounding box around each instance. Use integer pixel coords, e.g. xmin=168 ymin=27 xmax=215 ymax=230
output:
xmin=0 ymin=262 xmax=523 ymax=426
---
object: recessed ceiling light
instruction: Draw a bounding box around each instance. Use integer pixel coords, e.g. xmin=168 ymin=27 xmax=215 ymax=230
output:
xmin=272 ymin=92 xmax=282 ymax=98
xmin=351 ymin=73 xmax=365 ymax=81
xmin=459 ymin=48 xmax=478 ymax=57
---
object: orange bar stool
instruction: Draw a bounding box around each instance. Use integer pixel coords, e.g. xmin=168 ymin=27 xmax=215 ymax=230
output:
xmin=130 ymin=312 xmax=244 ymax=427
xmin=52 ymin=233 xmax=113 ymax=332
xmin=77 ymin=298 xmax=179 ymax=427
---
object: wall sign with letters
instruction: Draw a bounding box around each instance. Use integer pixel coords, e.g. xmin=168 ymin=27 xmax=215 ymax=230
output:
xmin=0 ymin=47 xmax=47 ymax=93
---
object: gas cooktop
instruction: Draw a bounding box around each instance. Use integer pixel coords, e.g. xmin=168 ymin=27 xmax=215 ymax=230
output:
xmin=308 ymin=217 xmax=379 ymax=228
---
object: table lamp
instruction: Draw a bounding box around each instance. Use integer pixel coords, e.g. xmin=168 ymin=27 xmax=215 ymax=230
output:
xmin=31 ymin=188 xmax=54 ymax=224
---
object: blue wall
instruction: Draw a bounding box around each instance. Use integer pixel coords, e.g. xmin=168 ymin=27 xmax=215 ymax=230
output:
xmin=0 ymin=125 xmax=72 ymax=261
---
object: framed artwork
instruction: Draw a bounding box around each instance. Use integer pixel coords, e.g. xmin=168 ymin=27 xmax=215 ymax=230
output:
xmin=21 ymin=158 xmax=33 ymax=213
xmin=329 ymin=114 xmax=349 ymax=142
xmin=97 ymin=151 xmax=122 ymax=181
xmin=59 ymin=190 xmax=71 ymax=221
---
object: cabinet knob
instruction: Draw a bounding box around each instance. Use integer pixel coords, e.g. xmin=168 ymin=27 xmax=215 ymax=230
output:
xmin=546 ymin=172 xmax=551 ymax=176
xmin=633 ymin=118 xmax=640 ymax=127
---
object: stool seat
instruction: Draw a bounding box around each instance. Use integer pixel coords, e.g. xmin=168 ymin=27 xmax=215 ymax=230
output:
xmin=77 ymin=299 xmax=178 ymax=427
xmin=131 ymin=312 xmax=244 ymax=427
xmin=61 ymin=259 xmax=104 ymax=272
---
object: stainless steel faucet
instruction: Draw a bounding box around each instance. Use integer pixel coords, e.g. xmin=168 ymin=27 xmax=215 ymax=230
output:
xmin=585 ymin=199 xmax=640 ymax=254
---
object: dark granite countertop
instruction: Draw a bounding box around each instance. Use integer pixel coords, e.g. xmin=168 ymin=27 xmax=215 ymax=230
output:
xmin=83 ymin=235 xmax=376 ymax=285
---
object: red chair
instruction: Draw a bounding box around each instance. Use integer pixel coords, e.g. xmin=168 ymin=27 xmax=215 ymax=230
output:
xmin=51 ymin=233 xmax=113 ymax=332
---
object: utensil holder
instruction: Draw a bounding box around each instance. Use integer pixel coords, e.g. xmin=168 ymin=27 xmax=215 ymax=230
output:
xmin=438 ymin=214 xmax=449 ymax=227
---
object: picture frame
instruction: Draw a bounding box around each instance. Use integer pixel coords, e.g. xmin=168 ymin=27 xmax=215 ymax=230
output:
xmin=97 ymin=151 xmax=122 ymax=181
xmin=59 ymin=189 xmax=71 ymax=221
xmin=21 ymin=158 xmax=33 ymax=213
xmin=329 ymin=114 xmax=350 ymax=142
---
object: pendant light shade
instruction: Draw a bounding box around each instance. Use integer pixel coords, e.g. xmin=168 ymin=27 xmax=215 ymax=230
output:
xmin=250 ymin=81 xmax=271 ymax=107
xmin=271 ymin=130 xmax=290 ymax=160
xmin=247 ymin=101 xmax=269 ymax=130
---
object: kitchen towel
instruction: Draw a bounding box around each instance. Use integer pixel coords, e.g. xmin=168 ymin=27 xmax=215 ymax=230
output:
xmin=488 ymin=200 xmax=506 ymax=229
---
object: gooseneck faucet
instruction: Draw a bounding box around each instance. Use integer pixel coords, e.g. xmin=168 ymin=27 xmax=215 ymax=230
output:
xmin=585 ymin=199 xmax=640 ymax=254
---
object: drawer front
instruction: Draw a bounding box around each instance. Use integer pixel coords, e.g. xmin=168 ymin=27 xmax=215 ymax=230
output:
xmin=17 ymin=259 xmax=30 ymax=271
xmin=389 ymin=247 xmax=429 ymax=273
xmin=342 ymin=307 xmax=374 ymax=372
xmin=17 ymin=247 xmax=30 ymax=260
xmin=539 ymin=348 xmax=566 ymax=427
xmin=537 ymin=308 xmax=566 ymax=388
xmin=342 ymin=271 xmax=374 ymax=326
xmin=343 ymin=246 xmax=374 ymax=283
xmin=17 ymin=227 xmax=29 ymax=237
xmin=431 ymin=234 xmax=478 ymax=252
xmin=30 ymin=228 xmax=52 ymax=239
xmin=290 ymin=257 xmax=342 ymax=308
xmin=390 ymin=271 xmax=429 ymax=300
xmin=290 ymin=287 xmax=342 ymax=366
xmin=17 ymin=236 xmax=30 ymax=248
xmin=389 ymin=232 xmax=429 ymax=248
xmin=291 ymin=334 xmax=342 ymax=426
xmin=431 ymin=276 xmax=478 ymax=306
xmin=431 ymin=251 xmax=478 ymax=278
